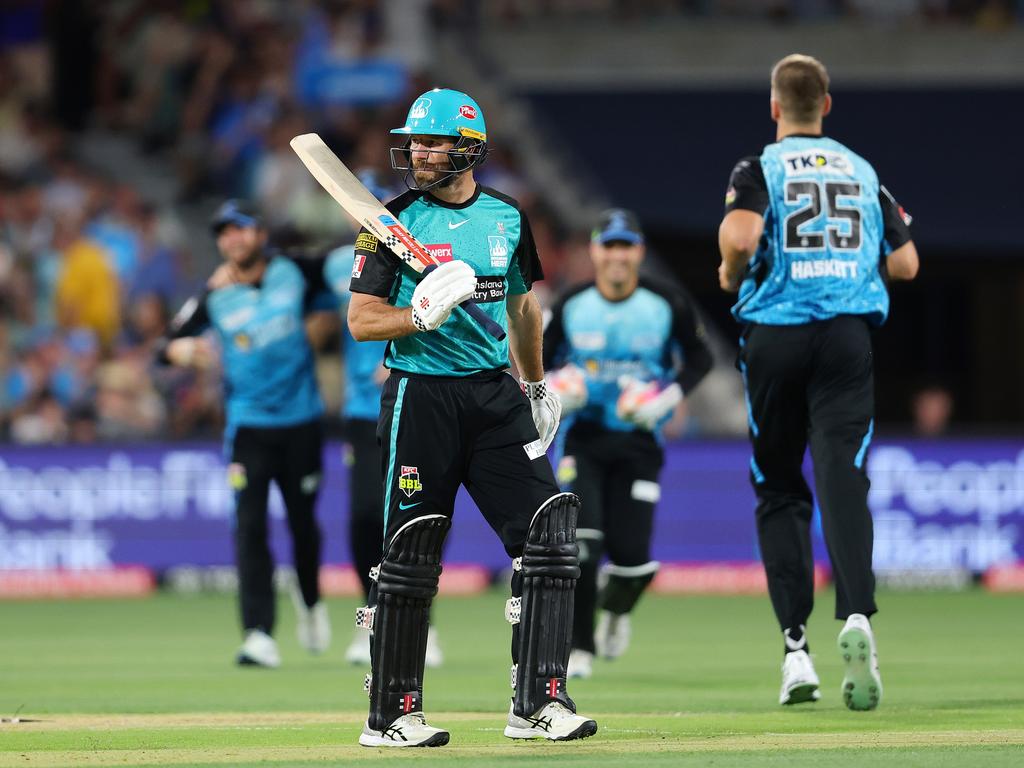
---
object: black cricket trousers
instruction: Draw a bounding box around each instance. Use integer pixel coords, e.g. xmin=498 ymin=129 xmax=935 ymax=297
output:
xmin=739 ymin=315 xmax=878 ymax=632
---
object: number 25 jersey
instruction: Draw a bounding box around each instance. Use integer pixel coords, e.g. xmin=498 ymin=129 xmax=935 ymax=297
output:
xmin=725 ymin=134 xmax=912 ymax=327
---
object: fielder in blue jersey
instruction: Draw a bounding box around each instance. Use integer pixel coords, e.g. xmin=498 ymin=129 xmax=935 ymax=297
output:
xmin=346 ymin=88 xmax=596 ymax=747
xmin=543 ymin=209 xmax=712 ymax=680
xmin=157 ymin=200 xmax=332 ymax=669
xmin=718 ymin=54 xmax=919 ymax=711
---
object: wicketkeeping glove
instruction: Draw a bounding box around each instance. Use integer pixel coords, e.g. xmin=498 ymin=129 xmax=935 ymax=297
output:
xmin=546 ymin=363 xmax=588 ymax=414
xmin=521 ymin=378 xmax=562 ymax=451
xmin=616 ymin=376 xmax=683 ymax=431
xmin=410 ymin=260 xmax=478 ymax=332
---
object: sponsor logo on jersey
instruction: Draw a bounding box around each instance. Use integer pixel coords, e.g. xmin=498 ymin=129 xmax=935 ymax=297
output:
xmin=571 ymin=331 xmax=607 ymax=351
xmin=472 ymin=276 xmax=506 ymax=303
xmin=233 ymin=332 xmax=251 ymax=351
xmin=221 ymin=306 xmax=255 ymax=332
xmin=424 ymin=243 xmax=454 ymax=262
xmin=725 ymin=186 xmax=737 ymax=206
xmin=488 ymin=235 xmax=509 ymax=268
xmin=355 ymin=232 xmax=378 ymax=252
xmin=399 ymin=465 xmax=422 ymax=497
xmin=496 ymin=221 xmax=505 ymax=234
xmin=790 ymin=259 xmax=859 ymax=280
xmin=352 ymin=253 xmax=366 ymax=278
xmin=459 ymin=104 xmax=477 ymax=120
xmin=782 ymin=150 xmax=852 ymax=176
xmin=410 ymin=98 xmax=431 ymax=120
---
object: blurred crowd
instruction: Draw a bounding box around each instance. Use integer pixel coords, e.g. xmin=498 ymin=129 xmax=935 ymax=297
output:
xmin=0 ymin=0 xmax=587 ymax=445
xmin=485 ymin=0 xmax=1024 ymax=25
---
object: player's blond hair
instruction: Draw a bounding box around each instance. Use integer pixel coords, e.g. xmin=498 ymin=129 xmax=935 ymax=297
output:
xmin=771 ymin=54 xmax=830 ymax=124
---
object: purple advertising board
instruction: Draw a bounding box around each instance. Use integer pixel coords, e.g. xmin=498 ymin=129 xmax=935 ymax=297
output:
xmin=0 ymin=439 xmax=1021 ymax=574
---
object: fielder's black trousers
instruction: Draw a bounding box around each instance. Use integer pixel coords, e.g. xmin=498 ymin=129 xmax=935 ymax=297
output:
xmin=344 ymin=418 xmax=384 ymax=599
xmin=739 ymin=315 xmax=878 ymax=631
xmin=560 ymin=422 xmax=663 ymax=653
xmin=230 ymin=419 xmax=324 ymax=635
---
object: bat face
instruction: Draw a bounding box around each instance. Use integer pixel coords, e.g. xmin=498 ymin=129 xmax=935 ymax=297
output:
xmin=290 ymin=133 xmax=434 ymax=274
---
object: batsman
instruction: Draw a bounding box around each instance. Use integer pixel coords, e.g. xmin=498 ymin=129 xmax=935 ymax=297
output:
xmin=346 ymin=88 xmax=597 ymax=747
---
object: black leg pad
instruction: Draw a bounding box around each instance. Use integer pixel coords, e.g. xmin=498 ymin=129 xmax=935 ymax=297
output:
xmin=366 ymin=514 xmax=450 ymax=731
xmin=511 ymin=492 xmax=581 ymax=717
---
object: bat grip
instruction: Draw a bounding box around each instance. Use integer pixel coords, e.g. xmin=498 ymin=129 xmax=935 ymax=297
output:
xmin=459 ymin=298 xmax=507 ymax=341
xmin=421 ymin=264 xmax=507 ymax=341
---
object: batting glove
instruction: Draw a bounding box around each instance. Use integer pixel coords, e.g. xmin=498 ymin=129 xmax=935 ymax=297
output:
xmin=546 ymin=364 xmax=588 ymax=414
xmin=521 ymin=378 xmax=562 ymax=451
xmin=410 ymin=260 xmax=478 ymax=332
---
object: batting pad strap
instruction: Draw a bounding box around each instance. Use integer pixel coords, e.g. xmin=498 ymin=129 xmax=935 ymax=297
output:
xmin=355 ymin=605 xmax=375 ymax=631
xmin=505 ymin=597 xmax=522 ymax=625
xmin=512 ymin=492 xmax=581 ymax=717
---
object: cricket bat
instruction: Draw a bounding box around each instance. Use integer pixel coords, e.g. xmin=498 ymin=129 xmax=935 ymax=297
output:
xmin=289 ymin=133 xmax=506 ymax=341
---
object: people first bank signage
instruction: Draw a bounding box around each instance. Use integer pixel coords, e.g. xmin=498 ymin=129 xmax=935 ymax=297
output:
xmin=0 ymin=439 xmax=1021 ymax=577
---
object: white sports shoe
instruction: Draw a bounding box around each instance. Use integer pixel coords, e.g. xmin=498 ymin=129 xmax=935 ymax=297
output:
xmin=567 ymin=649 xmax=594 ymax=679
xmin=504 ymin=701 xmax=598 ymax=741
xmin=345 ymin=627 xmax=372 ymax=665
xmin=424 ymin=626 xmax=443 ymax=669
xmin=779 ymin=649 xmax=821 ymax=705
xmin=294 ymin=601 xmax=331 ymax=655
xmin=594 ymin=610 xmax=631 ymax=659
xmin=358 ymin=712 xmax=450 ymax=747
xmin=838 ymin=613 xmax=882 ymax=711
xmin=236 ymin=630 xmax=281 ymax=668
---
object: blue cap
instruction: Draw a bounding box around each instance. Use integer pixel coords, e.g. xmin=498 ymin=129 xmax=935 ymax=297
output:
xmin=210 ymin=199 xmax=263 ymax=234
xmin=593 ymin=208 xmax=643 ymax=245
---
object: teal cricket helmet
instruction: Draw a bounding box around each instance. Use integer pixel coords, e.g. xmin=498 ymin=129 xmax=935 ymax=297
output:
xmin=391 ymin=88 xmax=487 ymax=140
xmin=390 ymin=88 xmax=489 ymax=191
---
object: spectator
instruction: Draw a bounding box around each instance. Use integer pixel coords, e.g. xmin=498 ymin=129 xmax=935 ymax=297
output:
xmin=53 ymin=213 xmax=121 ymax=351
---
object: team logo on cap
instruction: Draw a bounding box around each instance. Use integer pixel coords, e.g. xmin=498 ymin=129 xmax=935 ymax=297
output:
xmin=410 ymin=98 xmax=431 ymax=120
xmin=459 ymin=104 xmax=477 ymax=119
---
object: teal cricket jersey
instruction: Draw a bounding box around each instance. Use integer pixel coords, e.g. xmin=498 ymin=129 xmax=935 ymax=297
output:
xmin=725 ymin=134 xmax=913 ymax=327
xmin=348 ymin=184 xmax=542 ymax=376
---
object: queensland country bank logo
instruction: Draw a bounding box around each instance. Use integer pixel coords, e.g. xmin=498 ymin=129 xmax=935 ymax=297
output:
xmin=399 ymin=465 xmax=423 ymax=497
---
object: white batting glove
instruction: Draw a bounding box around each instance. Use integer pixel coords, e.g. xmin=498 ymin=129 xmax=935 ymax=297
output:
xmin=617 ymin=377 xmax=683 ymax=431
xmin=546 ymin=364 xmax=588 ymax=414
xmin=521 ymin=378 xmax=562 ymax=451
xmin=410 ymin=260 xmax=478 ymax=332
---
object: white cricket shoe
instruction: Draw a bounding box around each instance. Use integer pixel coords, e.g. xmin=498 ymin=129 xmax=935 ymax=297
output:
xmin=594 ymin=610 xmax=631 ymax=659
xmin=504 ymin=701 xmax=598 ymax=741
xmin=294 ymin=601 xmax=331 ymax=655
xmin=236 ymin=630 xmax=281 ymax=668
xmin=838 ymin=613 xmax=882 ymax=711
xmin=567 ymin=649 xmax=594 ymax=679
xmin=779 ymin=649 xmax=820 ymax=705
xmin=358 ymin=712 xmax=450 ymax=747
xmin=345 ymin=627 xmax=372 ymax=665
xmin=424 ymin=626 xmax=443 ymax=669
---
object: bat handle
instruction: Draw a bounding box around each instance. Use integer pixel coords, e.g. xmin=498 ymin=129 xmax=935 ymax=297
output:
xmin=421 ymin=264 xmax=507 ymax=341
xmin=459 ymin=298 xmax=507 ymax=341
